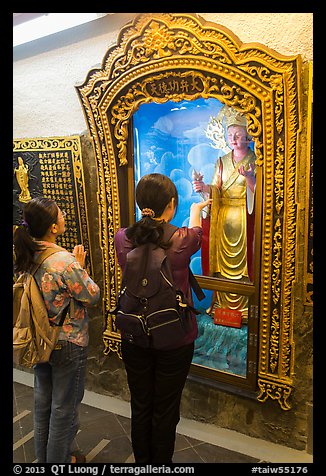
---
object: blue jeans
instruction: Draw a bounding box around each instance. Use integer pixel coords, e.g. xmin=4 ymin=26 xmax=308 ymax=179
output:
xmin=121 ymin=340 xmax=194 ymax=464
xmin=33 ymin=341 xmax=87 ymax=463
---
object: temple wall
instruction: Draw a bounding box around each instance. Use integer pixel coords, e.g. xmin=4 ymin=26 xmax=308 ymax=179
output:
xmin=13 ymin=13 xmax=313 ymax=453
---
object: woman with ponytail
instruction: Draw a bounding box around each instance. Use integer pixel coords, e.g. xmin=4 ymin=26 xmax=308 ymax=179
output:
xmin=14 ymin=197 xmax=100 ymax=463
xmin=114 ymin=173 xmax=211 ymax=464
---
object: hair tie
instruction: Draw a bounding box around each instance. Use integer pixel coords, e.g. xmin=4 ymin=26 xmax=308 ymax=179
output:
xmin=21 ymin=220 xmax=30 ymax=232
xmin=141 ymin=208 xmax=155 ymax=218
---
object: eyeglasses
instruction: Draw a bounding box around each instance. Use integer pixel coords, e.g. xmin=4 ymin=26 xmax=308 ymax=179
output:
xmin=61 ymin=210 xmax=67 ymax=218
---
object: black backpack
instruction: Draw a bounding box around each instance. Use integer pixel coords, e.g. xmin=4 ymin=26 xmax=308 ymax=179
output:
xmin=111 ymin=224 xmax=204 ymax=349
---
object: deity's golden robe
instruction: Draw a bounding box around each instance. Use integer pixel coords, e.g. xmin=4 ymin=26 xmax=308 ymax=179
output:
xmin=209 ymin=148 xmax=256 ymax=319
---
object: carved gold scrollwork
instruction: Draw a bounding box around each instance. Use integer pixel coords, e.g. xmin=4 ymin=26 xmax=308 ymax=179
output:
xmin=274 ymin=138 xmax=285 ymax=214
xmin=304 ymin=63 xmax=313 ymax=307
xmin=110 ymin=71 xmax=262 ymax=167
xmin=103 ymin=336 xmax=122 ymax=359
xmin=76 ymin=13 xmax=302 ymax=410
xmin=270 ymin=308 xmax=280 ymax=372
xmin=257 ymin=379 xmax=292 ymax=411
xmin=272 ymin=219 xmax=282 ymax=305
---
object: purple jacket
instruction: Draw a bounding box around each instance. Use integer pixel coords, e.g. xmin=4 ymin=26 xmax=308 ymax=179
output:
xmin=114 ymin=225 xmax=203 ymax=348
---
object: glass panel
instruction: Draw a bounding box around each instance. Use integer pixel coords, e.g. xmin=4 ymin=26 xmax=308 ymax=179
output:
xmin=133 ymin=97 xmax=256 ymax=284
xmin=133 ymin=97 xmax=223 ymax=234
xmin=191 ymin=289 xmax=248 ymax=377
xmin=133 ymin=98 xmax=255 ymax=377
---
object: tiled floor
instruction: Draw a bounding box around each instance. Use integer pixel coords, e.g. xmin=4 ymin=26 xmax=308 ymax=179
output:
xmin=14 ymin=381 xmax=259 ymax=464
xmin=13 ymin=370 xmax=313 ymax=464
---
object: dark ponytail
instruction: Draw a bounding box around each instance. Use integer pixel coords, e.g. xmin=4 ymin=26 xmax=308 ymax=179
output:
xmin=13 ymin=197 xmax=59 ymax=273
xmin=126 ymin=173 xmax=178 ymax=248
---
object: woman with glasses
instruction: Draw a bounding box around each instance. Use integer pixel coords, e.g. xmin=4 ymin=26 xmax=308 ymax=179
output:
xmin=13 ymin=197 xmax=100 ymax=463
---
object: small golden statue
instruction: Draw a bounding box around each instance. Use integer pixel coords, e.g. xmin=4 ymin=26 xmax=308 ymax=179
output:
xmin=15 ymin=156 xmax=32 ymax=203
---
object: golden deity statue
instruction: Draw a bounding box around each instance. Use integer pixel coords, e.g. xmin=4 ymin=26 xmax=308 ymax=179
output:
xmin=15 ymin=157 xmax=32 ymax=203
xmin=193 ymin=107 xmax=256 ymax=321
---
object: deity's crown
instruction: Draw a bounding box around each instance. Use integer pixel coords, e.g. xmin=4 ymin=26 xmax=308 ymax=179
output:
xmin=224 ymin=107 xmax=247 ymax=129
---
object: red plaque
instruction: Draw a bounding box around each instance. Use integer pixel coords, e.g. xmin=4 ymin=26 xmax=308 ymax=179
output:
xmin=213 ymin=308 xmax=242 ymax=328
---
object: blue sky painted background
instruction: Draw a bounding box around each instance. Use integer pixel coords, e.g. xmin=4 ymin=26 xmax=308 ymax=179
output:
xmin=133 ymin=97 xmax=224 ymax=228
xmin=133 ymin=97 xmax=225 ymax=311
xmin=133 ymin=97 xmax=248 ymax=375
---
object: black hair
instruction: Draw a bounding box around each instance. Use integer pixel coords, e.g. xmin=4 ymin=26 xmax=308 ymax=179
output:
xmin=13 ymin=197 xmax=59 ymax=273
xmin=126 ymin=173 xmax=178 ymax=248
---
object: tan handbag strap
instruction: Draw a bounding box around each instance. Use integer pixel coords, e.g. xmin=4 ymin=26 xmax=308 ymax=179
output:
xmin=31 ymin=247 xmax=64 ymax=275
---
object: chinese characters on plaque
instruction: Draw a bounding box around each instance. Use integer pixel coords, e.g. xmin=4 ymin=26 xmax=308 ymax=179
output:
xmin=13 ymin=136 xmax=93 ymax=274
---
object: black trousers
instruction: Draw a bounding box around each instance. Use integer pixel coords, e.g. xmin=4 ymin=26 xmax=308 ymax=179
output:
xmin=121 ymin=339 xmax=194 ymax=464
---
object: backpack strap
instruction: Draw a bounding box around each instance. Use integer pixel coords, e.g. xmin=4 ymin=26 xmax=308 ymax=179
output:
xmin=188 ymin=270 xmax=205 ymax=301
xmin=162 ymin=222 xmax=179 ymax=242
xmin=162 ymin=223 xmax=205 ymax=302
xmin=30 ymin=247 xmax=64 ymax=275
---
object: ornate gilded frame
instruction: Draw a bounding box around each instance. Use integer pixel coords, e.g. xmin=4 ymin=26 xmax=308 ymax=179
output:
xmin=76 ymin=13 xmax=302 ymax=409
xmin=303 ymin=63 xmax=313 ymax=307
xmin=13 ymin=136 xmax=94 ymax=275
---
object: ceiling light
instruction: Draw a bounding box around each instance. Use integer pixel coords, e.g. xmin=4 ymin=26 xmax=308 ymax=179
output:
xmin=13 ymin=13 xmax=108 ymax=47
